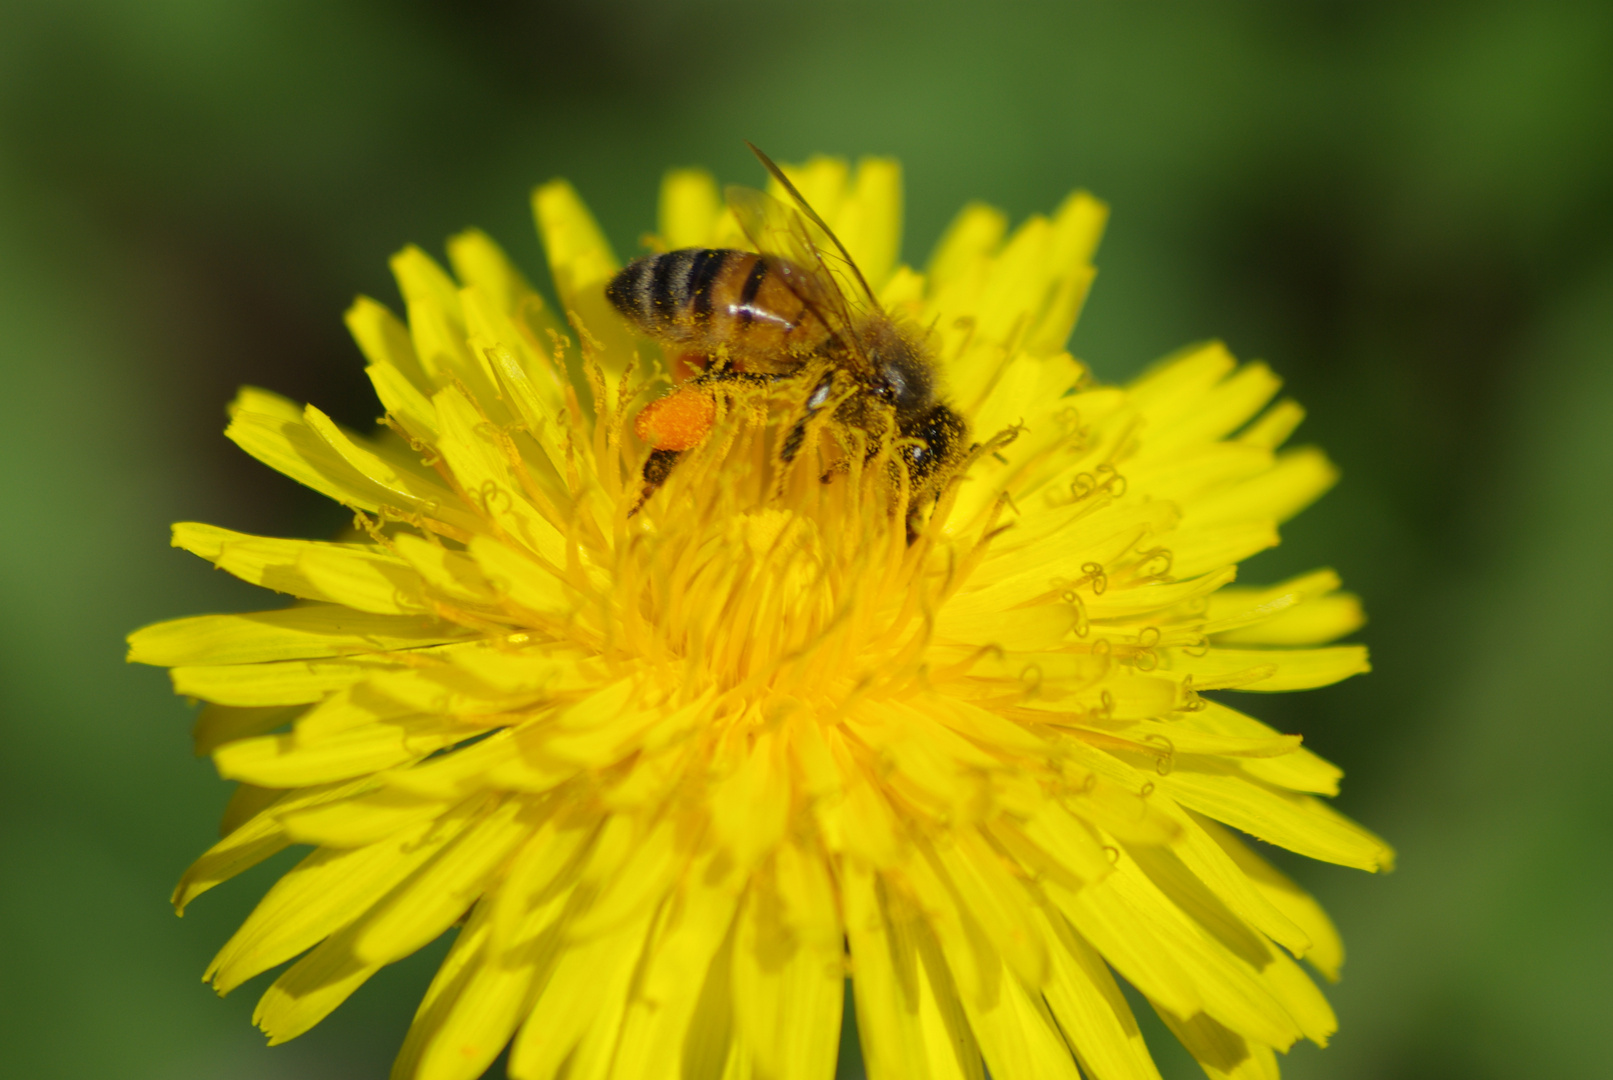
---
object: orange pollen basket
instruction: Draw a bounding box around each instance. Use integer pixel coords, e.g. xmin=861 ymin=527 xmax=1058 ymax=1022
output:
xmin=634 ymin=385 xmax=717 ymax=451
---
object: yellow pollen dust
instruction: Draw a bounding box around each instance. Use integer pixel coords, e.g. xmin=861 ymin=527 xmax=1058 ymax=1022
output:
xmin=602 ymin=401 xmax=962 ymax=711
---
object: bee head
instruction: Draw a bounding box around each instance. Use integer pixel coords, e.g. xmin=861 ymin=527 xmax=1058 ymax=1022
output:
xmin=864 ymin=322 xmax=934 ymax=420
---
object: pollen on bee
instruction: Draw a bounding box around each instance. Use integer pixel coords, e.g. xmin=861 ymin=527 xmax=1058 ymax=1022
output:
xmin=671 ymin=352 xmax=706 ymax=381
xmin=635 ymin=385 xmax=717 ymax=451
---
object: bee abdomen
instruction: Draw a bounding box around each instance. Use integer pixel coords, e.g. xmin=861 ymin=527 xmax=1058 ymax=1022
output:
xmin=606 ymin=248 xmax=735 ymax=339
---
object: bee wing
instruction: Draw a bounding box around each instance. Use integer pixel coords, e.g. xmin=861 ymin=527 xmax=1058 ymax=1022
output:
xmin=726 ymin=179 xmax=878 ymax=375
xmin=742 ymin=142 xmax=882 ymax=308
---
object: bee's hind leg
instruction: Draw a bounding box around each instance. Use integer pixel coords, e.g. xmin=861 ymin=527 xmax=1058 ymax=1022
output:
xmin=778 ymin=370 xmax=836 ymax=467
xmin=629 ymin=448 xmax=682 ymax=517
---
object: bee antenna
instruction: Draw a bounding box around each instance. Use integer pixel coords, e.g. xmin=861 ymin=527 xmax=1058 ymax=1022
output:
xmin=745 ymin=141 xmax=879 ymax=306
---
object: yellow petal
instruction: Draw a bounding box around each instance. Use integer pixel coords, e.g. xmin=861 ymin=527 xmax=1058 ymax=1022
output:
xmin=171 ymin=656 xmax=384 ymax=706
xmin=129 ymin=606 xmax=467 ymax=667
xmin=1201 ymin=569 xmax=1344 ymax=634
xmin=405 ymin=932 xmax=538 ymax=1080
xmin=169 ymin=523 xmax=428 ymax=615
xmin=1133 ymin=362 xmax=1282 ymax=457
xmin=841 ymin=860 xmax=984 ymax=1080
xmin=391 ymin=245 xmax=464 ymax=332
xmin=225 ymin=388 xmax=391 ymax=511
xmin=973 ymin=215 xmax=1053 ymax=348
xmin=606 ymin=850 xmax=744 ymax=1080
xmin=1174 ymin=702 xmax=1342 ymax=796
xmin=1060 ymin=852 xmax=1300 ymax=1050
xmin=1036 ymin=905 xmax=1162 ymax=1080
xmin=1157 ymin=759 xmax=1393 ymax=871
xmin=434 ymin=385 xmax=566 ymax=565
xmin=295 ymin=543 xmax=435 ymax=616
xmin=254 ymin=922 xmax=381 ymax=1045
xmin=1153 ymin=1009 xmax=1278 ymax=1080
xmin=1195 ymin=817 xmax=1345 ymax=980
xmin=206 ymin=806 xmax=476 ymax=994
xmin=192 ymin=702 xmax=296 ymax=756
xmin=1124 ymin=443 xmax=1274 ymax=507
xmin=353 ymin=797 xmax=531 ymax=965
xmin=1259 ymin=948 xmax=1336 ymax=1046
xmin=709 ymin=729 xmax=791 ymax=868
xmin=566 ymin=813 xmax=683 ymax=939
xmin=506 ymin=901 xmax=654 ymax=1080
xmin=929 ymin=829 xmax=1050 ymax=992
xmin=1023 ymin=190 xmax=1107 ymax=355
xmin=214 ymin=719 xmax=454 ymax=787
xmin=659 ymin=168 xmax=723 ymax=250
xmin=303 ymin=405 xmax=483 ymax=535
xmin=446 ymin=228 xmax=543 ymax=323
xmin=1127 ymin=342 xmax=1237 ymax=421
xmin=390 ymin=900 xmax=502 ymax=1080
xmin=959 ymin=965 xmax=1082 ymax=1080
xmin=1169 ymin=644 xmax=1369 ymax=692
xmin=1052 ymin=876 xmax=1201 ymax=1022
xmin=279 ymin=786 xmax=453 ymax=848
xmin=839 ymin=156 xmax=903 ymax=291
xmin=468 ymin=535 xmax=572 ymax=622
xmin=926 ymin=201 xmax=1007 ymax=296
xmin=367 ymin=357 xmax=439 ymax=441
xmin=1188 ymin=445 xmax=1339 ymax=526
xmin=1214 ymin=593 xmax=1365 ymax=646
xmin=403 ymin=298 xmax=475 ymax=398
xmin=730 ymin=858 xmax=843 ymax=1080
xmin=391 ymin=533 xmax=499 ymax=605
xmin=1142 ymin=806 xmax=1309 ymax=959
xmin=532 ymin=179 xmax=636 ymax=379
xmin=173 ymin=782 xmax=313 ymax=912
xmin=1237 ymin=398 xmax=1305 ymax=451
xmin=1166 ymin=521 xmax=1280 ymax=580
xmin=488 ymin=814 xmax=597 ymax=951
xmin=347 ymin=294 xmax=431 ymax=392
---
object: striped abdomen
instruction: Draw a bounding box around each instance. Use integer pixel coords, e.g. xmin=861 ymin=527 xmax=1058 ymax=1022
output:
xmin=606 ymin=249 xmax=832 ymax=372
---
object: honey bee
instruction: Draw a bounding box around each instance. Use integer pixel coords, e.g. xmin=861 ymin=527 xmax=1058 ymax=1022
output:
xmin=606 ymin=143 xmax=969 ymax=519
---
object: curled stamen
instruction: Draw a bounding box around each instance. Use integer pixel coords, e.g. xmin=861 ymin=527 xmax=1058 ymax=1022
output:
xmin=1134 ymin=547 xmax=1174 ymax=581
xmin=1062 ymin=590 xmax=1091 ymax=637
xmin=1140 ymin=734 xmax=1176 ymax=775
xmin=1018 ymin=664 xmax=1044 ymax=701
xmin=477 ymin=479 xmax=514 ymax=517
xmin=1176 ymin=677 xmax=1207 ymax=713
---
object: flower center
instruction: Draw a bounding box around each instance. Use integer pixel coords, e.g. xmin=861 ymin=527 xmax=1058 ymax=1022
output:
xmin=599 ymin=400 xmax=966 ymax=713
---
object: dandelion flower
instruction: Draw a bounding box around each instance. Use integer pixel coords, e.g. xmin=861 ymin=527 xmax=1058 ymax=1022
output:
xmin=130 ymin=155 xmax=1390 ymax=1080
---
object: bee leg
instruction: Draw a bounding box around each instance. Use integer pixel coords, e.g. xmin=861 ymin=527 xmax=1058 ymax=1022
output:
xmin=629 ymin=448 xmax=683 ymax=517
xmin=695 ymin=366 xmax=772 ymax=391
xmin=898 ymin=404 xmax=969 ymax=490
xmin=905 ymin=510 xmax=925 ymax=547
xmin=780 ymin=371 xmax=836 ymax=465
xmin=780 ymin=416 xmax=810 ymax=463
xmin=897 ymin=404 xmax=970 ymax=544
xmin=820 ymin=458 xmax=853 ymax=483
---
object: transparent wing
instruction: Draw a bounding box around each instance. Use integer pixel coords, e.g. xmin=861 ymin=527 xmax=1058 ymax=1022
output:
xmin=725 ymin=184 xmax=871 ymax=348
xmin=725 ymin=147 xmax=883 ymax=374
xmin=743 ymin=142 xmax=881 ymax=311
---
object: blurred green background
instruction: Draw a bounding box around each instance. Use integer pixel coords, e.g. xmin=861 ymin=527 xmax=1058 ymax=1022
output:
xmin=3 ymin=1 xmax=1611 ymax=1077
